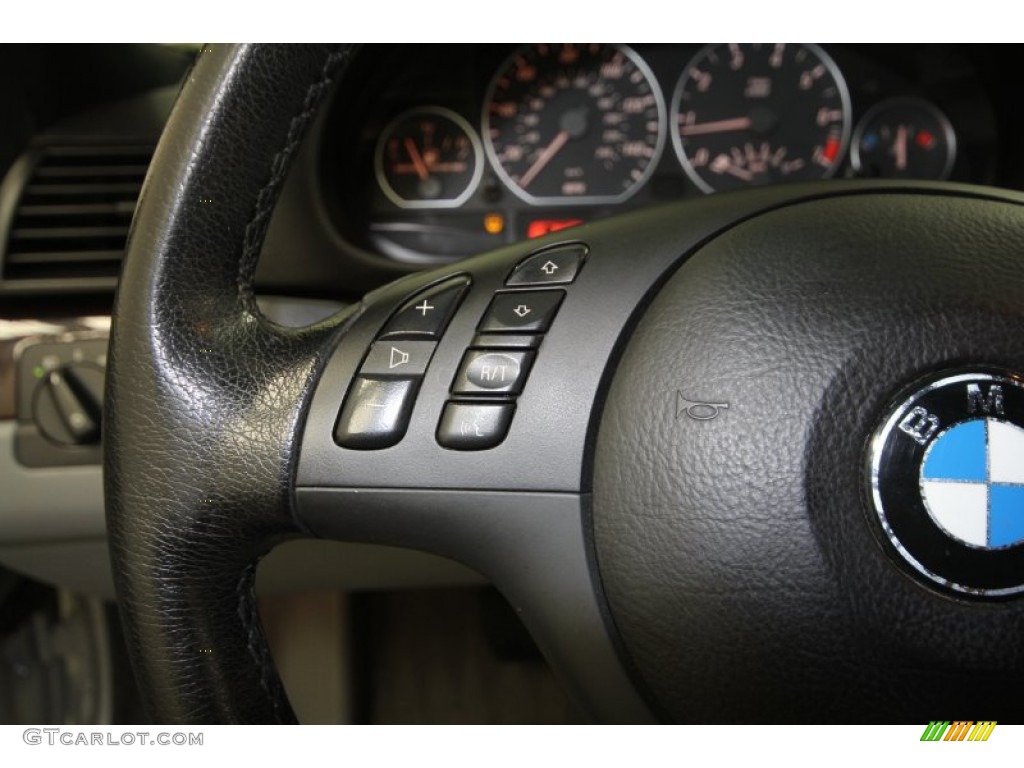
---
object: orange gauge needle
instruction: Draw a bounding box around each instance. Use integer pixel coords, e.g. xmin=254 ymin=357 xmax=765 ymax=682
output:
xmin=518 ymin=130 xmax=569 ymax=189
xmin=894 ymin=124 xmax=908 ymax=171
xmin=404 ymin=137 xmax=430 ymax=181
xmin=679 ymin=116 xmax=753 ymax=137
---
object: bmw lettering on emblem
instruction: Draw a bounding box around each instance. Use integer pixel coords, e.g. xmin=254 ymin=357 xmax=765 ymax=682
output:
xmin=869 ymin=371 xmax=1024 ymax=596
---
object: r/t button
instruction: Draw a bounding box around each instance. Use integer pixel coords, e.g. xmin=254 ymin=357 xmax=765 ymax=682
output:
xmin=453 ymin=350 xmax=534 ymax=396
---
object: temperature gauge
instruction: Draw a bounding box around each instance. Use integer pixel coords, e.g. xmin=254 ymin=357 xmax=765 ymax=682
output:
xmin=851 ymin=98 xmax=956 ymax=180
xmin=376 ymin=107 xmax=484 ymax=208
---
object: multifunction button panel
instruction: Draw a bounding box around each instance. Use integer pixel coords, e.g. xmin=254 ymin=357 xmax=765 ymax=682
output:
xmin=335 ymin=275 xmax=470 ymax=449
xmin=333 ymin=242 xmax=587 ymax=452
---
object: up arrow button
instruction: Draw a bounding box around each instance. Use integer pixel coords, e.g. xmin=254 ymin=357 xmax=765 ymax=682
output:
xmin=506 ymin=243 xmax=587 ymax=286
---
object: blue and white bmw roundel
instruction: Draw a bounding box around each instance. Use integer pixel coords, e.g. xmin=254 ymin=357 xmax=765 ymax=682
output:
xmin=869 ymin=371 xmax=1024 ymax=596
xmin=920 ymin=418 xmax=1024 ymax=549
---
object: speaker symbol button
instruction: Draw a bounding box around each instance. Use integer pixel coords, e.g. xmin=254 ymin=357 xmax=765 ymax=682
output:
xmin=359 ymin=340 xmax=437 ymax=377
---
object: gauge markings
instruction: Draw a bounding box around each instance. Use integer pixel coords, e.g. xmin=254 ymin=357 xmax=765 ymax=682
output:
xmin=670 ymin=43 xmax=852 ymax=193
xmin=483 ymin=44 xmax=666 ymax=205
xmin=850 ymin=98 xmax=956 ymax=180
xmin=375 ymin=107 xmax=483 ymax=209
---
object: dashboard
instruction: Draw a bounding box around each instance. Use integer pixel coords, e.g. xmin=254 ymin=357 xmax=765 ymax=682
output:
xmin=322 ymin=44 xmax=1000 ymax=267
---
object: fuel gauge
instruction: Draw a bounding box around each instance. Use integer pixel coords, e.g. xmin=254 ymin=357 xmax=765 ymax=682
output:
xmin=376 ymin=107 xmax=484 ymax=209
xmin=851 ymin=98 xmax=956 ymax=180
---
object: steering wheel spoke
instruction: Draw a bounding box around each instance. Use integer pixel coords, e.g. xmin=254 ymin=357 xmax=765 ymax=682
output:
xmin=297 ymin=487 xmax=651 ymax=722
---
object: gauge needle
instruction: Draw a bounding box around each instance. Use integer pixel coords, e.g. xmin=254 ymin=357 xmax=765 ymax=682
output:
xmin=679 ymin=116 xmax=753 ymax=137
xmin=404 ymin=137 xmax=430 ymax=181
xmin=894 ymin=124 xmax=908 ymax=171
xmin=518 ymin=130 xmax=569 ymax=189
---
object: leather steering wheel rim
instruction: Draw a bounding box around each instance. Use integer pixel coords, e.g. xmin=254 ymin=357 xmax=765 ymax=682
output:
xmin=106 ymin=44 xmax=356 ymax=723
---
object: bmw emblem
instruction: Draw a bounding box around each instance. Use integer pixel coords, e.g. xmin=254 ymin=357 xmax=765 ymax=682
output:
xmin=869 ymin=371 xmax=1024 ymax=596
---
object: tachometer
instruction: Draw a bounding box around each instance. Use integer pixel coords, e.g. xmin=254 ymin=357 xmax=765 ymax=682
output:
xmin=483 ymin=44 xmax=665 ymax=205
xmin=670 ymin=43 xmax=851 ymax=193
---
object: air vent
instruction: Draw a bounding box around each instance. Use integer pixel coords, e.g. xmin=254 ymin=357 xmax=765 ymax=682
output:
xmin=1 ymin=144 xmax=153 ymax=284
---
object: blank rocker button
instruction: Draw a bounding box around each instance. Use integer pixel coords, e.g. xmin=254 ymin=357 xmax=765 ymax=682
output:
xmin=453 ymin=350 xmax=534 ymax=396
xmin=437 ymin=401 xmax=515 ymax=450
xmin=334 ymin=377 xmax=419 ymax=450
xmin=470 ymin=333 xmax=541 ymax=350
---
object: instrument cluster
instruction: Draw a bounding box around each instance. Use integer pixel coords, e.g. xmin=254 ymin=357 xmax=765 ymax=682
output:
xmin=324 ymin=44 xmax=998 ymax=264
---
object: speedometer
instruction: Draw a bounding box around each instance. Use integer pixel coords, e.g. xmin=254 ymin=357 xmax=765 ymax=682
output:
xmin=483 ymin=44 xmax=665 ymax=206
xmin=670 ymin=43 xmax=851 ymax=193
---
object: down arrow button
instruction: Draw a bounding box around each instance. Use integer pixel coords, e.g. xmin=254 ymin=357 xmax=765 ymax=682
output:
xmin=479 ymin=291 xmax=565 ymax=334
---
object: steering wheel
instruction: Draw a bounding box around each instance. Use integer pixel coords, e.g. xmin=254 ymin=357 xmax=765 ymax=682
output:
xmin=105 ymin=44 xmax=1024 ymax=723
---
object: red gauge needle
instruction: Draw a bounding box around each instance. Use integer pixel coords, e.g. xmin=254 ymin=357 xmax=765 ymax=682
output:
xmin=404 ymin=137 xmax=430 ymax=181
xmin=518 ymin=130 xmax=569 ymax=189
xmin=894 ymin=124 xmax=908 ymax=171
xmin=679 ymin=116 xmax=753 ymax=137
